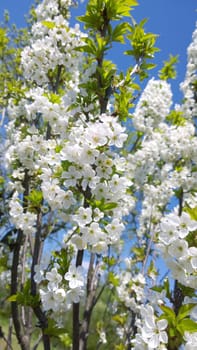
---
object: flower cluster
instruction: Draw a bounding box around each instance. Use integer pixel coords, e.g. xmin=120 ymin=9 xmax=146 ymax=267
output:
xmin=37 ymin=264 xmax=85 ymax=314
xmin=21 ymin=0 xmax=85 ymax=85
xmin=5 ymin=0 xmax=135 ymax=314
xmin=133 ymin=78 xmax=172 ymax=133
xmin=157 ymin=208 xmax=197 ymax=288
xmin=132 ymin=305 xmax=168 ymax=349
xmin=2 ymin=0 xmax=197 ymax=348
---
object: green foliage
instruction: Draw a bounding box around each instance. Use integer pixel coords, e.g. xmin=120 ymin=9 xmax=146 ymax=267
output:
xmin=52 ymin=247 xmax=74 ymax=277
xmin=125 ymin=19 xmax=159 ymax=63
xmin=8 ymin=280 xmax=40 ymax=307
xmin=113 ymin=69 xmax=140 ymax=120
xmin=110 ymin=22 xmax=128 ymax=43
xmin=91 ymin=198 xmax=118 ymax=212
xmin=0 ymin=8 xmax=33 ymax=110
xmin=115 ymin=344 xmax=126 ymax=350
xmin=41 ymin=20 xmax=56 ymax=29
xmin=78 ymin=0 xmax=138 ymax=31
xmin=43 ymin=92 xmax=62 ymax=104
xmin=103 ymin=255 xmax=117 ymax=267
xmin=96 ymin=59 xmax=116 ymax=89
xmin=1 ymin=1 xmax=196 ymax=349
xmin=185 ymin=205 xmax=197 ymax=221
xmin=108 ymin=271 xmax=119 ymax=287
xmin=132 ymin=246 xmax=145 ymax=260
xmin=177 ymin=318 xmax=197 ymax=334
xmin=44 ymin=319 xmax=67 ymax=337
xmin=159 ymin=303 xmax=197 ymax=349
xmin=112 ymin=314 xmax=127 ymax=326
xmin=58 ymin=333 xmax=72 ymax=348
xmin=26 ymin=189 xmax=43 ymax=212
xmin=166 ymin=110 xmax=186 ymax=126
xmin=177 ymin=304 xmax=196 ymax=322
xmin=159 ymin=54 xmax=178 ymax=80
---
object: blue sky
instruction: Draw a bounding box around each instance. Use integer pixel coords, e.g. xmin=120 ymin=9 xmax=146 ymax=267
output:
xmin=0 ymin=0 xmax=196 ymax=103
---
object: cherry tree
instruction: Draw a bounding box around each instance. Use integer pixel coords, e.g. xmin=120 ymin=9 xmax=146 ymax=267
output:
xmin=0 ymin=0 xmax=197 ymax=349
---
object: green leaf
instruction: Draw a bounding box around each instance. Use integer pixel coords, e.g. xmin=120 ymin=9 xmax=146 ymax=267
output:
xmin=115 ymin=344 xmax=126 ymax=350
xmin=102 ymin=202 xmax=118 ymax=210
xmin=91 ymin=199 xmax=117 ymax=211
xmin=160 ymin=305 xmax=176 ymax=321
xmin=151 ymin=285 xmax=163 ymax=293
xmin=111 ymin=23 xmax=128 ymax=43
xmin=78 ymin=0 xmax=138 ymax=31
xmin=43 ymin=92 xmax=62 ymax=104
xmin=163 ymin=278 xmax=171 ymax=299
xmin=177 ymin=319 xmax=197 ymax=335
xmin=184 ymin=206 xmax=197 ymax=221
xmin=132 ymin=247 xmax=145 ymax=258
xmin=41 ymin=21 xmax=56 ymax=29
xmin=44 ymin=318 xmax=67 ymax=336
xmin=103 ymin=256 xmax=117 ymax=267
xmin=58 ymin=333 xmax=72 ymax=347
xmin=177 ymin=304 xmax=196 ymax=322
xmin=126 ymin=21 xmax=159 ymax=61
xmin=26 ymin=189 xmax=43 ymax=211
xmin=45 ymin=327 xmax=68 ymax=336
xmin=81 ymin=37 xmax=98 ymax=55
xmin=112 ymin=0 xmax=138 ymax=18
xmin=112 ymin=314 xmax=127 ymax=326
xmin=0 ymin=176 xmax=5 ymax=185
xmin=7 ymin=294 xmax=17 ymax=302
xmin=108 ymin=271 xmax=119 ymax=287
xmin=166 ymin=110 xmax=186 ymax=126
xmin=159 ymin=54 xmax=178 ymax=80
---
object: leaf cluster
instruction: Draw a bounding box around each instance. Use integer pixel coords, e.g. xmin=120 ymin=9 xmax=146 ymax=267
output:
xmin=125 ymin=19 xmax=159 ymax=63
xmin=159 ymin=54 xmax=178 ymax=80
xmin=160 ymin=303 xmax=197 ymax=349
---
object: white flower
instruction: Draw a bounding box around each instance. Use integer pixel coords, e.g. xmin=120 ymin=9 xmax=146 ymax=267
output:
xmin=62 ymin=166 xmax=81 ymax=187
xmin=159 ymin=217 xmax=179 ymax=244
xmin=66 ymin=286 xmax=85 ymax=304
xmin=46 ymin=267 xmax=62 ymax=290
xmin=105 ymin=219 xmax=124 ymax=244
xmin=141 ymin=305 xmax=168 ymax=348
xmin=82 ymin=222 xmax=104 ymax=245
xmin=188 ymin=247 xmax=197 ymax=269
xmin=178 ymin=211 xmax=197 ymax=238
xmin=40 ymin=287 xmax=66 ymax=312
xmin=184 ymin=331 xmax=197 ymax=350
xmin=73 ymin=207 xmax=92 ymax=227
xmin=133 ymin=78 xmax=172 ymax=132
xmin=85 ymin=123 xmax=108 ymax=147
xmin=64 ymin=265 xmax=85 ymax=289
xmin=168 ymin=239 xmax=189 ymax=259
xmin=34 ymin=265 xmax=44 ymax=284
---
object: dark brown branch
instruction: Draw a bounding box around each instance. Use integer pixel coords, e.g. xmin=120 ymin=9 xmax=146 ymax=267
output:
xmin=72 ymin=249 xmax=84 ymax=350
xmin=79 ymin=253 xmax=97 ymax=350
xmin=172 ymin=187 xmax=184 ymax=315
xmin=10 ymin=169 xmax=30 ymax=350
xmin=30 ymin=209 xmax=51 ymax=350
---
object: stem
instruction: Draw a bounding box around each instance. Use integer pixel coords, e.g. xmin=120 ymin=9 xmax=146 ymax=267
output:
xmin=72 ymin=250 xmax=84 ymax=350
xmin=142 ymin=205 xmax=154 ymax=276
xmin=79 ymin=253 xmax=97 ymax=350
xmin=96 ymin=4 xmax=112 ymax=115
xmin=53 ymin=64 xmax=62 ymax=93
xmin=10 ymin=169 xmax=30 ymax=350
xmin=172 ymin=187 xmax=184 ymax=315
xmin=31 ymin=209 xmax=51 ymax=350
